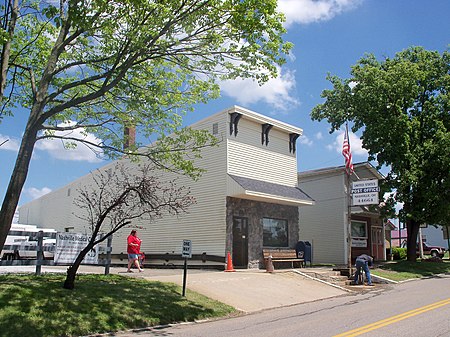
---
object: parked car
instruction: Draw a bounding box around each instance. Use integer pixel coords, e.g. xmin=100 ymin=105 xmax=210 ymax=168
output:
xmin=418 ymin=242 xmax=446 ymax=258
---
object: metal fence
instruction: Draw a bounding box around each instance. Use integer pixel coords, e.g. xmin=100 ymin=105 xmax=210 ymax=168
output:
xmin=0 ymin=230 xmax=112 ymax=275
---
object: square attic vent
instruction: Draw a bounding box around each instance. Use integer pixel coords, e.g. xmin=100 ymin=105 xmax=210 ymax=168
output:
xmin=212 ymin=122 xmax=219 ymax=135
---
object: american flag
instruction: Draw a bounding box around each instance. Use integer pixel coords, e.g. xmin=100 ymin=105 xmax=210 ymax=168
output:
xmin=342 ymin=123 xmax=354 ymax=175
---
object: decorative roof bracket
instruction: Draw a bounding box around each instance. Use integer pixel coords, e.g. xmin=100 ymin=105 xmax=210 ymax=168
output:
xmin=289 ymin=133 xmax=300 ymax=153
xmin=229 ymin=112 xmax=242 ymax=136
xmin=262 ymin=123 xmax=273 ymax=146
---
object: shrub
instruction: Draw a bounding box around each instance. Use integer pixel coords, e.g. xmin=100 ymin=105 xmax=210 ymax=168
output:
xmin=392 ymin=247 xmax=407 ymax=260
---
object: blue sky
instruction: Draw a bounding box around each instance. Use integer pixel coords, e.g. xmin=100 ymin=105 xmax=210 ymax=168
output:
xmin=1 ymin=0 xmax=449 ymax=207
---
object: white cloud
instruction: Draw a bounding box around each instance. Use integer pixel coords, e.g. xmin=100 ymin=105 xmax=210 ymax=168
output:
xmin=278 ymin=0 xmax=362 ymax=26
xmin=315 ymin=132 xmax=323 ymax=140
xmin=25 ymin=187 xmax=52 ymax=200
xmin=0 ymin=135 xmax=20 ymax=152
xmin=219 ymin=1 xmax=363 ymax=110
xmin=36 ymin=121 xmax=103 ymax=163
xmin=220 ymin=68 xmax=299 ymax=111
xmin=328 ymin=129 xmax=368 ymax=157
xmin=299 ymin=135 xmax=313 ymax=146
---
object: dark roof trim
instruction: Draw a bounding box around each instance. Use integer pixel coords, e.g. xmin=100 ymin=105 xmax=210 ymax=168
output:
xmin=229 ymin=174 xmax=314 ymax=204
xmin=298 ymin=161 xmax=384 ymax=180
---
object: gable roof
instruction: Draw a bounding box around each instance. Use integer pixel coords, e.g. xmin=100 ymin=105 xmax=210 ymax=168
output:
xmin=228 ymin=174 xmax=314 ymax=206
xmin=298 ymin=162 xmax=384 ymax=180
xmin=194 ymin=105 xmax=304 ymax=135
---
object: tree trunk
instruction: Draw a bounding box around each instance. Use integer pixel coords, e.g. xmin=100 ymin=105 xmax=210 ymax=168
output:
xmin=406 ymin=218 xmax=420 ymax=262
xmin=63 ymin=241 xmax=97 ymax=289
xmin=64 ymin=265 xmax=78 ymax=290
xmin=0 ymin=0 xmax=19 ymax=96
xmin=0 ymin=122 xmax=39 ymax=249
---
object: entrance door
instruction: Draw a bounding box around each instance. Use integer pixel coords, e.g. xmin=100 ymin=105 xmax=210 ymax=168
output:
xmin=232 ymin=217 xmax=248 ymax=268
xmin=371 ymin=227 xmax=384 ymax=260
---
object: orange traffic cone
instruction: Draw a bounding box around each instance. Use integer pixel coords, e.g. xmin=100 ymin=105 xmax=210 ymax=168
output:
xmin=224 ymin=251 xmax=235 ymax=272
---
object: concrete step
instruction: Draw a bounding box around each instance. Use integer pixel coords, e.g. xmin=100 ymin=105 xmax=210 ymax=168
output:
xmin=299 ymin=268 xmax=350 ymax=285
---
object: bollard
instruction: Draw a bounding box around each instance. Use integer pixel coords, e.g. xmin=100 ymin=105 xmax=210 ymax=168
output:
xmin=266 ymin=255 xmax=274 ymax=273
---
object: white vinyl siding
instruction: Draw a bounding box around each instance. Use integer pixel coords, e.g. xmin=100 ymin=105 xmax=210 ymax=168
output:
xmin=118 ymin=113 xmax=229 ymax=256
xmin=228 ymin=116 xmax=294 ymax=156
xmin=298 ymin=172 xmax=347 ymax=264
xmin=19 ymin=187 xmax=74 ymax=231
xmin=227 ymin=140 xmax=297 ymax=186
xmin=227 ymin=117 xmax=298 ymax=186
xmin=19 ymin=115 xmax=229 ymax=256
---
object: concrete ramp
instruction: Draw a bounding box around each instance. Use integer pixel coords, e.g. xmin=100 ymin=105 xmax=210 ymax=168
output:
xmin=143 ymin=270 xmax=348 ymax=313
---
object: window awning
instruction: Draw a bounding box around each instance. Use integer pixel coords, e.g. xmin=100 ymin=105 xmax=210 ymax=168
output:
xmin=228 ymin=175 xmax=314 ymax=206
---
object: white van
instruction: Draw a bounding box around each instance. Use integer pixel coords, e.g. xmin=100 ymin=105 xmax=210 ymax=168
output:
xmin=1 ymin=224 xmax=56 ymax=260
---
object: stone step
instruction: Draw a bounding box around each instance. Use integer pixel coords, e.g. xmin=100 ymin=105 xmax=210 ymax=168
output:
xmin=300 ymin=270 xmax=350 ymax=285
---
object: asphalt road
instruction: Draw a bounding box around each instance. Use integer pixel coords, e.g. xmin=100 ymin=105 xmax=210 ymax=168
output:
xmin=2 ymin=265 xmax=448 ymax=336
xmin=118 ymin=275 xmax=450 ymax=337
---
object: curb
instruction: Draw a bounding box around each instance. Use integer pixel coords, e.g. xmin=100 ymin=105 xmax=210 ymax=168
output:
xmin=371 ymin=274 xmax=399 ymax=284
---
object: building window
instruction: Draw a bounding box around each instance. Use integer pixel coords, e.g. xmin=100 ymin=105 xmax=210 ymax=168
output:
xmin=263 ymin=218 xmax=288 ymax=247
xmin=351 ymin=220 xmax=367 ymax=239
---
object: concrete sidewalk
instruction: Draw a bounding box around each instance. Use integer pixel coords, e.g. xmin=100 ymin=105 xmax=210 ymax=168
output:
xmin=141 ymin=269 xmax=349 ymax=312
xmin=0 ymin=265 xmax=349 ymax=313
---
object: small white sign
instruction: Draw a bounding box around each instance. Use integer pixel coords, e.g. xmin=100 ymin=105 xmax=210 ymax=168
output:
xmin=352 ymin=179 xmax=380 ymax=193
xmin=352 ymin=179 xmax=379 ymax=205
xmin=351 ymin=239 xmax=367 ymax=247
xmin=353 ymin=193 xmax=379 ymax=206
xmin=181 ymin=240 xmax=192 ymax=258
xmin=55 ymin=233 xmax=98 ymax=264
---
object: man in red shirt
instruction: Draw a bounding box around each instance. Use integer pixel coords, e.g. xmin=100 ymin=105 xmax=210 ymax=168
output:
xmin=127 ymin=230 xmax=143 ymax=272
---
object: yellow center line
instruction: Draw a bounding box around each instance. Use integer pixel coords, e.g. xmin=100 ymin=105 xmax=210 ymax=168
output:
xmin=334 ymin=298 xmax=450 ymax=337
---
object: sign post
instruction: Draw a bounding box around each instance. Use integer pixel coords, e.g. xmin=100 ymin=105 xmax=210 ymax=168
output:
xmin=181 ymin=240 xmax=192 ymax=297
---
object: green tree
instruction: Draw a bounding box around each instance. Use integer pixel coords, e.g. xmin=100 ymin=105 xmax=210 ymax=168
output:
xmin=0 ymin=0 xmax=292 ymax=250
xmin=311 ymin=46 xmax=450 ymax=261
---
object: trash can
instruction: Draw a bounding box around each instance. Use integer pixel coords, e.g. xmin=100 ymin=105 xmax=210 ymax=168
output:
xmin=296 ymin=241 xmax=312 ymax=266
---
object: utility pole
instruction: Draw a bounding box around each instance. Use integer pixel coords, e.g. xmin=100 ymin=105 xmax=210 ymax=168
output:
xmin=446 ymin=226 xmax=450 ymax=260
xmin=418 ymin=227 xmax=424 ymax=259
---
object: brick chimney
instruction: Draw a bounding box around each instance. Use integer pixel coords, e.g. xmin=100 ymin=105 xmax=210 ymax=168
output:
xmin=124 ymin=126 xmax=136 ymax=151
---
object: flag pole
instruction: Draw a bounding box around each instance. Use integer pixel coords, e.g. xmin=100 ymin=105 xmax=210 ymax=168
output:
xmin=346 ymin=169 xmax=352 ymax=273
xmin=342 ymin=122 xmax=354 ymax=274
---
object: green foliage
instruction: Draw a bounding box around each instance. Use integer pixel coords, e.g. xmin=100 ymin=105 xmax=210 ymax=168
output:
xmin=311 ymin=46 xmax=450 ymax=227
xmin=0 ymin=273 xmax=236 ymax=337
xmin=392 ymin=247 xmax=407 ymax=260
xmin=0 ymin=28 xmax=8 ymax=44
xmin=375 ymin=260 xmax=450 ymax=281
xmin=1 ymin=0 xmax=291 ymax=170
xmin=0 ymin=0 xmax=292 ymax=248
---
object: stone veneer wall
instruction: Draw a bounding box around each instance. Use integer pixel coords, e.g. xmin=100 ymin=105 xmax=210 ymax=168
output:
xmin=226 ymin=197 xmax=299 ymax=269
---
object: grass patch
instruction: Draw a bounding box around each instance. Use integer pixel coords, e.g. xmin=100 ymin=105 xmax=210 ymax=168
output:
xmin=373 ymin=259 xmax=450 ymax=281
xmin=0 ymin=273 xmax=236 ymax=337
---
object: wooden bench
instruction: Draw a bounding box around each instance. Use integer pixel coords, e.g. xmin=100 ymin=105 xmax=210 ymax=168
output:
xmin=263 ymin=249 xmax=305 ymax=269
